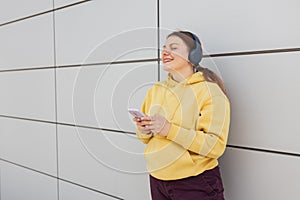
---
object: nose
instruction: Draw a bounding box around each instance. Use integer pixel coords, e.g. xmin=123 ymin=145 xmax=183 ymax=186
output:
xmin=162 ymin=48 xmax=171 ymax=56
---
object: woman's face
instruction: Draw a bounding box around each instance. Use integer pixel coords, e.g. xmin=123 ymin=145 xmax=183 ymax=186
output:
xmin=162 ymin=35 xmax=191 ymax=72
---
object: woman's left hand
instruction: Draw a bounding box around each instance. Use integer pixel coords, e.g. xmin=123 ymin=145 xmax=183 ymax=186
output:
xmin=143 ymin=114 xmax=171 ymax=136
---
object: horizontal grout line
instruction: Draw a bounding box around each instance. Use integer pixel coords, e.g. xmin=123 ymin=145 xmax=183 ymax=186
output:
xmin=52 ymin=0 xmax=92 ymax=12
xmin=0 ymin=114 xmax=135 ymax=135
xmin=0 ymin=158 xmax=124 ymax=200
xmin=0 ymin=0 xmax=92 ymax=27
xmin=58 ymin=178 xmax=124 ymax=200
xmin=79 ymin=125 xmax=133 ymax=135
xmin=227 ymin=144 xmax=300 ymax=158
xmin=1 ymin=114 xmax=300 ymax=158
xmin=0 ymin=58 xmax=159 ymax=73
xmin=57 ymin=58 xmax=160 ymax=69
xmin=0 ymin=158 xmax=57 ymax=179
xmin=1 ymin=47 xmax=300 ymax=73
xmin=205 ymin=47 xmax=300 ymax=58
xmin=0 ymin=114 xmax=57 ymax=125
xmin=0 ymin=66 xmax=55 ymax=73
xmin=56 ymin=121 xmax=135 ymax=135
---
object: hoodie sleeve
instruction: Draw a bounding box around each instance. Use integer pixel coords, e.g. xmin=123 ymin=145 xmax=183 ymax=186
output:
xmin=166 ymin=92 xmax=230 ymax=159
xmin=136 ymin=88 xmax=153 ymax=144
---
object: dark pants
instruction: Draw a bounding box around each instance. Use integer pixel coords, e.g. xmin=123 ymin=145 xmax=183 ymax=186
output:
xmin=150 ymin=166 xmax=225 ymax=200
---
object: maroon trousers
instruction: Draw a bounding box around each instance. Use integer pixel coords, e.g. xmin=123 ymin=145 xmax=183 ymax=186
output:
xmin=149 ymin=166 xmax=225 ymax=200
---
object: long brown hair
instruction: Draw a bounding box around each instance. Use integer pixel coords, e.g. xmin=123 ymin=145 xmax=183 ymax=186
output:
xmin=167 ymin=31 xmax=227 ymax=96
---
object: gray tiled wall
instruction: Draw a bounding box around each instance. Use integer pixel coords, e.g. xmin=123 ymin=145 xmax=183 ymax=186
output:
xmin=1 ymin=0 xmax=299 ymax=199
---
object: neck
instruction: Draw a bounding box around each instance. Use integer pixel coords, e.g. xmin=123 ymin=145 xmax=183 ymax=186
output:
xmin=169 ymin=66 xmax=194 ymax=82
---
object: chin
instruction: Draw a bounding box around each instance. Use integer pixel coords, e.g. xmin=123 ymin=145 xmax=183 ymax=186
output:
xmin=163 ymin=64 xmax=173 ymax=72
xmin=163 ymin=63 xmax=173 ymax=72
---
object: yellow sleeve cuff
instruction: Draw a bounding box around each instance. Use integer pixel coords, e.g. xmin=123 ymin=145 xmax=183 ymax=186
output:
xmin=166 ymin=123 xmax=180 ymax=141
xmin=166 ymin=123 xmax=197 ymax=150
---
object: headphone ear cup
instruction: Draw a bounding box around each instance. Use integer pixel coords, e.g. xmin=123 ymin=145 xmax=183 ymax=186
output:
xmin=188 ymin=33 xmax=203 ymax=66
xmin=189 ymin=47 xmax=202 ymax=66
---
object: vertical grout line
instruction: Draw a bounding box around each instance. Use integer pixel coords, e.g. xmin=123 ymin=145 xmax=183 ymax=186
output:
xmin=0 ymin=166 xmax=2 ymax=200
xmin=52 ymin=0 xmax=60 ymax=199
xmin=157 ymin=0 xmax=160 ymax=81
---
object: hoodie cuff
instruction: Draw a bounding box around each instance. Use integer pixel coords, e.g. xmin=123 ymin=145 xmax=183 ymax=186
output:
xmin=166 ymin=123 xmax=180 ymax=141
xmin=166 ymin=123 xmax=196 ymax=150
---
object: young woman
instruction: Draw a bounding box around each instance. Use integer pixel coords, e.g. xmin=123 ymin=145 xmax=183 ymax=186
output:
xmin=134 ymin=31 xmax=230 ymax=200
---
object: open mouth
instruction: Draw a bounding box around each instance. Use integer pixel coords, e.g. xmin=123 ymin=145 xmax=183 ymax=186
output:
xmin=162 ymin=58 xmax=173 ymax=64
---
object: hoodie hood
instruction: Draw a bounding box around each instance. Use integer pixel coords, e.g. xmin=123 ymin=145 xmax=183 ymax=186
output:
xmin=163 ymin=72 xmax=206 ymax=88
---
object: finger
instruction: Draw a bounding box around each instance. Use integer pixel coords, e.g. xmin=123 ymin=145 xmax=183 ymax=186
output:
xmin=133 ymin=117 xmax=141 ymax=122
xmin=145 ymin=124 xmax=156 ymax=130
xmin=140 ymin=116 xmax=151 ymax=121
xmin=144 ymin=126 xmax=152 ymax=131
xmin=138 ymin=120 xmax=152 ymax=126
xmin=139 ymin=126 xmax=152 ymax=132
xmin=136 ymin=122 xmax=147 ymax=127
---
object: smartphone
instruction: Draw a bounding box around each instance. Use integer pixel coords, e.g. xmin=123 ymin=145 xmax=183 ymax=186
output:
xmin=128 ymin=108 xmax=146 ymax=119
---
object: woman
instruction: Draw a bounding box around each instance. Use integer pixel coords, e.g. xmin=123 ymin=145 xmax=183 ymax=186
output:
xmin=134 ymin=31 xmax=230 ymax=200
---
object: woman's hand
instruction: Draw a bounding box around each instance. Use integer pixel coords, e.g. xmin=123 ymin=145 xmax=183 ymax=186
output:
xmin=144 ymin=114 xmax=171 ymax=136
xmin=133 ymin=117 xmax=152 ymax=134
xmin=133 ymin=114 xmax=171 ymax=136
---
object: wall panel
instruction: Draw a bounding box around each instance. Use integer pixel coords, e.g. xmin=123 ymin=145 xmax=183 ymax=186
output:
xmin=160 ymin=0 xmax=300 ymax=54
xmin=0 ymin=0 xmax=53 ymax=25
xmin=219 ymin=147 xmax=300 ymax=200
xmin=0 ymin=13 xmax=54 ymax=70
xmin=57 ymin=62 xmax=157 ymax=132
xmin=0 ymin=69 xmax=56 ymax=121
xmin=0 ymin=161 xmax=57 ymax=200
xmin=58 ymin=125 xmax=151 ymax=200
xmin=200 ymin=52 xmax=300 ymax=154
xmin=59 ymin=180 xmax=120 ymax=200
xmin=55 ymin=0 xmax=157 ymax=66
xmin=0 ymin=117 xmax=57 ymax=176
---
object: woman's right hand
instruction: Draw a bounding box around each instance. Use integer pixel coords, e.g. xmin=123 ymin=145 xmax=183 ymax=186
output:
xmin=133 ymin=117 xmax=152 ymax=134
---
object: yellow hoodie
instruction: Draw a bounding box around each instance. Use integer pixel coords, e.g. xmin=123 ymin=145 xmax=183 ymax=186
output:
xmin=136 ymin=72 xmax=230 ymax=180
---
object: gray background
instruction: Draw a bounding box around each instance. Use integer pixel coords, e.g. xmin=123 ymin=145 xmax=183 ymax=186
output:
xmin=1 ymin=0 xmax=300 ymax=199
